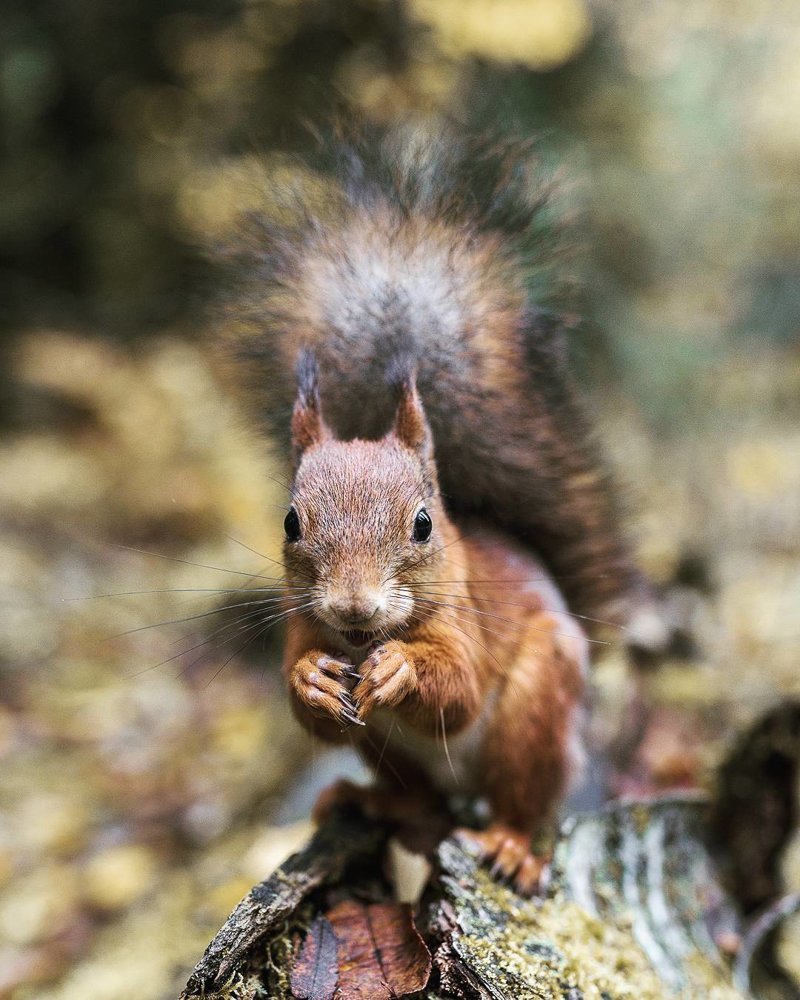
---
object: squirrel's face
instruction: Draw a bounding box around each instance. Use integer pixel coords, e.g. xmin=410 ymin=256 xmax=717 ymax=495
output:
xmin=284 ymin=438 xmax=443 ymax=648
xmin=284 ymin=352 xmax=443 ymax=650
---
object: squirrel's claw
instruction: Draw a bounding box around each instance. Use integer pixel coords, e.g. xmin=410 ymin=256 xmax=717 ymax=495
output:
xmin=337 ymin=690 xmax=365 ymax=727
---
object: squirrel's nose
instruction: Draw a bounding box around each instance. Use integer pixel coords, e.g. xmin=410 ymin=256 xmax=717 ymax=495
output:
xmin=328 ymin=594 xmax=382 ymax=625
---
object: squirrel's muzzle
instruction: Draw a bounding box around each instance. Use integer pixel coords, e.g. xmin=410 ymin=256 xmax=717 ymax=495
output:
xmin=326 ymin=592 xmax=384 ymax=629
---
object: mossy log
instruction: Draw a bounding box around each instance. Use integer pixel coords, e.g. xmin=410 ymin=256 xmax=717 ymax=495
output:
xmin=178 ymin=793 xmax=799 ymax=1000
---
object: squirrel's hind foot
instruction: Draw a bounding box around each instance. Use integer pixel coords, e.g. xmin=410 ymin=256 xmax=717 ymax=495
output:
xmin=455 ymin=823 xmax=550 ymax=898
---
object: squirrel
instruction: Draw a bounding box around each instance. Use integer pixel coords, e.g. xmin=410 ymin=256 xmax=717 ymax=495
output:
xmin=216 ymin=124 xmax=664 ymax=892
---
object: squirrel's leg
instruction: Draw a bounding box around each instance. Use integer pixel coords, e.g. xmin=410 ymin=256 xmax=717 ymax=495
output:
xmin=312 ymin=746 xmax=454 ymax=854
xmin=461 ymin=609 xmax=587 ymax=895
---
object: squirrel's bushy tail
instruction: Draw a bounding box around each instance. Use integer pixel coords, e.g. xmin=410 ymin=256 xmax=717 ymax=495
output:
xmin=214 ymin=123 xmax=648 ymax=630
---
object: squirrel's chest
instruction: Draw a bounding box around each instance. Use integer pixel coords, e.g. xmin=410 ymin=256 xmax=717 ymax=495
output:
xmin=365 ymin=691 xmax=498 ymax=797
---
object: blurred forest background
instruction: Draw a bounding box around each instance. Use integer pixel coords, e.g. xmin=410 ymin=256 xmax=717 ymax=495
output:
xmin=1 ymin=1 xmax=799 ymax=998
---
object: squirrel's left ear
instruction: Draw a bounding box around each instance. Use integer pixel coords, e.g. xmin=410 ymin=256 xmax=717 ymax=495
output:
xmin=391 ymin=372 xmax=433 ymax=463
xmin=291 ymin=348 xmax=330 ymax=467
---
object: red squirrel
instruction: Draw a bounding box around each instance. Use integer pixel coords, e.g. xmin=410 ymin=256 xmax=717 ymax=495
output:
xmin=217 ymin=125 xmax=662 ymax=890
xmin=282 ymin=353 xmax=587 ymax=891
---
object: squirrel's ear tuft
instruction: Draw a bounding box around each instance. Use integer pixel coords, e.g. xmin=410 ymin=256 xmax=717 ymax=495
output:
xmin=291 ymin=348 xmax=329 ymax=465
xmin=390 ymin=367 xmax=433 ymax=462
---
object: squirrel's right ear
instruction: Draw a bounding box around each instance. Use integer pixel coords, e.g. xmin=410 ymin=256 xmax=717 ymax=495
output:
xmin=291 ymin=349 xmax=329 ymax=466
xmin=390 ymin=368 xmax=433 ymax=464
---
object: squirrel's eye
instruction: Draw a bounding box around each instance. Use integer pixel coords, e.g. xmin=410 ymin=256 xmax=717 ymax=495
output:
xmin=284 ymin=507 xmax=301 ymax=542
xmin=412 ymin=508 xmax=432 ymax=543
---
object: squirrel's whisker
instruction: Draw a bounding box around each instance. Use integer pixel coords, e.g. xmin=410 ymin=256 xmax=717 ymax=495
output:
xmin=65 ymin=585 xmax=305 ymax=602
xmin=223 ymin=533 xmax=285 ymax=570
xmin=358 ymin=728 xmax=408 ymax=790
xmin=109 ymin=593 xmax=305 ymax=641
xmin=124 ymin=599 xmax=313 ymax=679
xmin=112 ymin=543 xmax=287 ymax=582
xmin=196 ymin=606 xmax=297 ymax=688
xmin=264 ymin=472 xmax=292 ymax=491
xmin=223 ymin=600 xmax=317 ymax=639
xmin=411 ymin=594 xmax=596 ymax=647
xmin=411 ymin=583 xmax=624 ymax=630
xmin=440 ymin=707 xmax=458 ymax=786
xmin=199 ymin=639 xmax=249 ymax=689
xmin=175 ymin=603 xmax=316 ymax=683
xmin=373 ymin=717 xmax=397 ymax=784
xmin=411 ymin=593 xmax=611 ymax=645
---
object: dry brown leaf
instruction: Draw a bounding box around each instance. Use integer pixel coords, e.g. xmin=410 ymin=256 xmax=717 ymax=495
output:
xmin=326 ymin=899 xmax=431 ymax=1000
xmin=291 ymin=914 xmax=338 ymax=1000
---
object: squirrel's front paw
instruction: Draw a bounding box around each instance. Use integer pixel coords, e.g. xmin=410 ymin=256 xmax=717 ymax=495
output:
xmin=289 ymin=652 xmax=364 ymax=728
xmin=353 ymin=641 xmax=417 ymax=715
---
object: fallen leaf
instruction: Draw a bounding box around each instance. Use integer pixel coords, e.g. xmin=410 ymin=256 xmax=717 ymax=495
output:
xmin=326 ymin=900 xmax=431 ymax=999
xmin=291 ymin=914 xmax=338 ymax=1000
